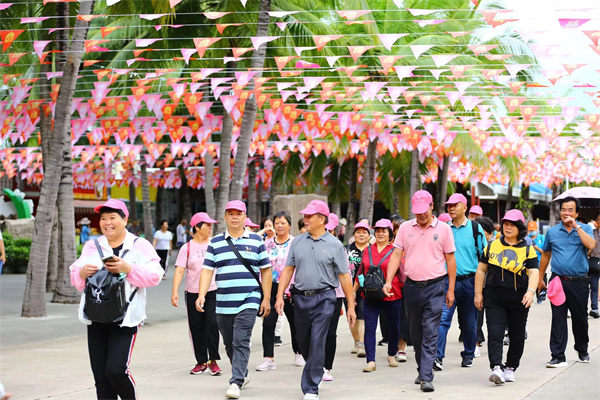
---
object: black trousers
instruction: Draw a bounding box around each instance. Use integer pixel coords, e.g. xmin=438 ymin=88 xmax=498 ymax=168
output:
xmin=324 ymin=298 xmax=343 ymax=370
xmin=484 ymin=287 xmax=529 ymax=370
xmin=156 ymin=249 xmax=169 ymax=273
xmin=477 ymin=309 xmax=485 ymax=343
xmin=185 ymin=290 xmax=220 ymax=364
xmin=550 ymin=276 xmax=589 ymax=361
xmin=283 ymin=295 xmax=301 ymax=354
xmin=262 ymin=282 xmax=302 ymax=356
xmin=589 ymin=258 xmax=599 ymax=310
xmin=87 ymin=322 xmax=138 ymax=400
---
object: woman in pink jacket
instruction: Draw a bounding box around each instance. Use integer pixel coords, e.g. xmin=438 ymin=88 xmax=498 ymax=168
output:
xmin=70 ymin=199 xmax=163 ymax=400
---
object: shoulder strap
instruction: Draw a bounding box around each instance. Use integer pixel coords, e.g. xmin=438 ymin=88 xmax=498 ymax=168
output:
xmin=471 ymin=220 xmax=481 ymax=259
xmin=93 ymin=238 xmax=104 ymax=259
xmin=225 ymin=236 xmax=262 ymax=288
xmin=120 ymin=237 xmax=139 ymax=259
xmin=367 ymin=246 xmax=374 ymax=269
xmin=377 ymin=248 xmax=395 ymax=268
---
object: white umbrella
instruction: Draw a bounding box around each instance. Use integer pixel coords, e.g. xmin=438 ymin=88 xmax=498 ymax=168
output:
xmin=553 ymin=186 xmax=600 ymax=201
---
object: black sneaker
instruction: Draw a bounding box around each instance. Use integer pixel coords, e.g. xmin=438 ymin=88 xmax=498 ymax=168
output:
xmin=378 ymin=340 xmax=388 ymax=346
xmin=546 ymin=358 xmax=568 ymax=368
xmin=414 ymin=377 xmax=421 ymax=385
xmin=274 ymin=336 xmax=283 ymax=346
xmin=433 ymin=358 xmax=443 ymax=371
xmin=578 ymin=353 xmax=590 ymax=363
xmin=461 ymin=357 xmax=474 ymax=368
xmin=420 ymin=381 xmax=435 ymax=392
xmin=590 ymin=309 xmax=600 ymax=319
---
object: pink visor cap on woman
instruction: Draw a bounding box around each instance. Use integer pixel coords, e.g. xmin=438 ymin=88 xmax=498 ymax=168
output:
xmin=501 ymin=209 xmax=525 ymax=224
xmin=547 ymin=277 xmax=566 ymax=306
xmin=374 ymin=219 xmax=393 ymax=230
xmin=245 ymin=218 xmax=260 ymax=228
xmin=469 ymin=205 xmax=483 ymax=216
xmin=299 ymin=200 xmax=330 ymax=217
xmin=325 ymin=213 xmax=339 ymax=231
xmin=94 ymin=198 xmax=129 ymax=218
xmin=190 ymin=212 xmax=218 ymax=227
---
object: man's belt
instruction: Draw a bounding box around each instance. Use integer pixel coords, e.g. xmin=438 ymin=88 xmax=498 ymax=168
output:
xmin=406 ymin=274 xmax=447 ymax=288
xmin=289 ymin=286 xmax=334 ymax=297
xmin=456 ymin=272 xmax=476 ymax=281
xmin=557 ymin=275 xmax=590 ymax=281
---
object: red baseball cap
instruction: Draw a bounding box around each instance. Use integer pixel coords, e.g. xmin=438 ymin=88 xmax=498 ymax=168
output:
xmin=469 ymin=205 xmax=483 ymax=216
xmin=325 ymin=213 xmax=339 ymax=231
xmin=411 ymin=190 xmax=433 ymax=215
xmin=190 ymin=212 xmax=218 ymax=227
xmin=353 ymin=222 xmax=370 ymax=232
xmin=94 ymin=199 xmax=129 ymax=218
xmin=225 ymin=200 xmax=246 ymax=213
xmin=374 ymin=219 xmax=393 ymax=230
xmin=299 ymin=200 xmax=330 ymax=216
xmin=245 ymin=218 xmax=260 ymax=228
xmin=502 ymin=209 xmax=525 ymax=224
xmin=445 ymin=193 xmax=468 ymax=205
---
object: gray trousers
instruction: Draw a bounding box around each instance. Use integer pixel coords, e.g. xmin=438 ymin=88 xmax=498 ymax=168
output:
xmin=403 ymin=279 xmax=445 ymax=382
xmin=217 ymin=308 xmax=257 ymax=387
xmin=293 ymin=289 xmax=336 ymax=395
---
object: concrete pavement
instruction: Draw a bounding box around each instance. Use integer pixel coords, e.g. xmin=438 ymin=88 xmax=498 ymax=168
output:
xmin=1 ymin=259 xmax=599 ymax=399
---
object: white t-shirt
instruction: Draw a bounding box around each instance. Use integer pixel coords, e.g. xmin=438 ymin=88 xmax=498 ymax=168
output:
xmin=154 ymin=230 xmax=173 ymax=250
xmin=176 ymin=224 xmax=187 ymax=243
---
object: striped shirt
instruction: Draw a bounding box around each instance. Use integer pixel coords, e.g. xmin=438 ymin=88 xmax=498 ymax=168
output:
xmin=203 ymin=229 xmax=270 ymax=314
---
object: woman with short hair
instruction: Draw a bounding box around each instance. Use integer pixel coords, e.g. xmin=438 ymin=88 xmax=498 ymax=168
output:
xmin=153 ymin=220 xmax=173 ymax=278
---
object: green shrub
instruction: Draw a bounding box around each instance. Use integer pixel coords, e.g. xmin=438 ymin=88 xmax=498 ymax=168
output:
xmin=2 ymin=232 xmax=30 ymax=274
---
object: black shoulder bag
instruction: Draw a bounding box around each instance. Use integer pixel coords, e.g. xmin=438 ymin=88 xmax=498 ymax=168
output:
xmin=84 ymin=238 xmax=138 ymax=324
xmin=225 ymin=236 xmax=265 ymax=316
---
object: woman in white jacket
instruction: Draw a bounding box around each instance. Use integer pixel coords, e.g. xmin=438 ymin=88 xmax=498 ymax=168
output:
xmin=70 ymin=199 xmax=163 ymax=400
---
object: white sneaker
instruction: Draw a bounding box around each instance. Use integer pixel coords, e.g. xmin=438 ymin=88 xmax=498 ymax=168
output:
xmin=295 ymin=354 xmax=306 ymax=367
xmin=322 ymin=369 xmax=333 ymax=381
xmin=303 ymin=394 xmax=319 ymax=400
xmin=226 ymin=383 xmax=241 ymax=399
xmin=242 ymin=376 xmax=250 ymax=389
xmin=489 ymin=366 xmax=505 ymax=385
xmin=256 ymin=358 xmax=277 ymax=371
xmin=474 ymin=347 xmax=481 ymax=358
xmin=395 ymin=351 xmax=408 ymax=362
xmin=504 ymin=367 xmax=515 ymax=382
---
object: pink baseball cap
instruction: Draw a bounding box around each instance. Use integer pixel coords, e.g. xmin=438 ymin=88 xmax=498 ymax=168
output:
xmin=547 ymin=277 xmax=566 ymax=306
xmin=445 ymin=193 xmax=468 ymax=205
xmin=245 ymin=218 xmax=260 ymax=228
xmin=502 ymin=209 xmax=525 ymax=224
xmin=299 ymin=199 xmax=330 ymax=216
xmin=225 ymin=200 xmax=246 ymax=213
xmin=438 ymin=213 xmax=452 ymax=223
xmin=190 ymin=212 xmax=218 ymax=228
xmin=353 ymin=222 xmax=370 ymax=232
xmin=94 ymin=198 xmax=129 ymax=218
xmin=412 ymin=190 xmax=433 ymax=214
xmin=374 ymin=219 xmax=393 ymax=230
xmin=469 ymin=205 xmax=483 ymax=216
xmin=325 ymin=213 xmax=339 ymax=231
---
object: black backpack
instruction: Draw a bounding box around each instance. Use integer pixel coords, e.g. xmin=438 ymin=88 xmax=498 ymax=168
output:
xmin=84 ymin=238 xmax=138 ymax=324
xmin=363 ymin=246 xmax=395 ymax=301
xmin=471 ymin=220 xmax=483 ymax=259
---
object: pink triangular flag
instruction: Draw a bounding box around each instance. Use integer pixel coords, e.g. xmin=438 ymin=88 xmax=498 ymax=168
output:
xmin=410 ymin=45 xmax=433 ymax=59
xmin=431 ymin=54 xmax=458 ymax=68
xmin=378 ymin=34 xmax=408 ymax=51
xmin=181 ymin=48 xmax=196 ymax=65
xmin=33 ymin=40 xmax=51 ymax=60
xmin=251 ymin=36 xmax=280 ymax=50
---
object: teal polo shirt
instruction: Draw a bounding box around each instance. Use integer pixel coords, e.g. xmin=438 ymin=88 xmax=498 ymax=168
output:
xmin=542 ymin=222 xmax=593 ymax=277
xmin=448 ymin=218 xmax=487 ymax=276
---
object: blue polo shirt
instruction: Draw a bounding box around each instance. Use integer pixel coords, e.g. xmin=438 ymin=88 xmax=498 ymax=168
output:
xmin=542 ymin=223 xmax=593 ymax=277
xmin=448 ymin=218 xmax=487 ymax=276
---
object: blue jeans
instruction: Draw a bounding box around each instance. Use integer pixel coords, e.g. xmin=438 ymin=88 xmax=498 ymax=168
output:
xmin=437 ymin=276 xmax=478 ymax=360
xmin=364 ymin=298 xmax=403 ymax=362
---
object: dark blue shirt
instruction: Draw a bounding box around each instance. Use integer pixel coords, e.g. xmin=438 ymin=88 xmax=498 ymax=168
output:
xmin=542 ymin=222 xmax=593 ymax=276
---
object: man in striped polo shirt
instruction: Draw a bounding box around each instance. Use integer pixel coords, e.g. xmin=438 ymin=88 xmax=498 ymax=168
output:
xmin=197 ymin=200 xmax=272 ymax=399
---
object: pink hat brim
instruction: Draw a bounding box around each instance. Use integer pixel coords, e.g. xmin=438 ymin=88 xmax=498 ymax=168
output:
xmin=412 ymin=204 xmax=430 ymax=215
xmin=299 ymin=207 xmax=319 ymax=215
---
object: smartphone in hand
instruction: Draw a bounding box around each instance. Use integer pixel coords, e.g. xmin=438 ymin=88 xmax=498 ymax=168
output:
xmin=102 ymin=255 xmax=117 ymax=264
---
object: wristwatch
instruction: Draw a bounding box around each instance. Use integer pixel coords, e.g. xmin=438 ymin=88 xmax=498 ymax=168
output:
xmin=575 ymin=225 xmax=581 ymax=230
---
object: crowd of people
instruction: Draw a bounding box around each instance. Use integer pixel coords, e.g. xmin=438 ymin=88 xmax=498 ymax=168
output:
xmin=69 ymin=191 xmax=600 ymax=400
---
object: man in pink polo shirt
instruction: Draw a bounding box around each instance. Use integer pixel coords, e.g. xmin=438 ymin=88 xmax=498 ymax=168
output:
xmin=383 ymin=190 xmax=457 ymax=393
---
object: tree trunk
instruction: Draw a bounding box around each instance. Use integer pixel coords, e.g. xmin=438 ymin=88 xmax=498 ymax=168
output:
xmin=409 ymin=149 xmax=420 ymax=219
xmin=215 ymin=113 xmax=234 ymax=232
xmin=128 ymin=182 xmax=138 ymax=222
xmin=358 ymin=139 xmax=378 ymax=224
xmin=248 ymin=160 xmax=257 ymax=222
xmin=257 ymin=174 xmax=264 ymax=222
xmin=21 ymin=0 xmax=96 ymax=317
xmin=141 ymin=164 xmax=154 ymax=243
xmin=392 ymin=190 xmax=400 ymax=216
xmin=268 ymin=180 xmax=275 ymax=217
xmin=436 ymin=155 xmax=449 ymax=216
xmin=332 ymin=201 xmax=341 ymax=218
xmin=229 ymin=0 xmax=271 ymax=200
xmin=204 ymin=149 xmax=216 ymax=217
xmin=46 ymin=207 xmax=59 ymax=293
xmin=344 ymin=158 xmax=358 ymax=242
xmin=178 ymin=165 xmax=192 ymax=223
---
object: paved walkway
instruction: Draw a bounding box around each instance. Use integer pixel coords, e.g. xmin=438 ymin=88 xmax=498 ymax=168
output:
xmin=1 ymin=259 xmax=599 ymax=399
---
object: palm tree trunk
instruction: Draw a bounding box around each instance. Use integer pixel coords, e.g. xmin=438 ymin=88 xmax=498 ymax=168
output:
xmin=46 ymin=207 xmax=59 ymax=293
xmin=141 ymin=164 xmax=154 ymax=243
xmin=392 ymin=190 xmax=400 ymax=215
xmin=179 ymin=165 xmax=192 ymax=223
xmin=128 ymin=182 xmax=138 ymax=222
xmin=332 ymin=202 xmax=341 ymax=218
xmin=21 ymin=0 xmax=96 ymax=317
xmin=436 ymin=155 xmax=449 ymax=215
xmin=344 ymin=158 xmax=358 ymax=242
xmin=229 ymin=0 xmax=271 ymax=201
xmin=248 ymin=160 xmax=257 ymax=222
xmin=215 ymin=113 xmax=234 ymax=232
xmin=358 ymin=139 xmax=378 ymax=224
xmin=409 ymin=149 xmax=420 ymax=219
xmin=257 ymin=174 xmax=264 ymax=223
xmin=204 ymin=150 xmax=216 ymax=217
